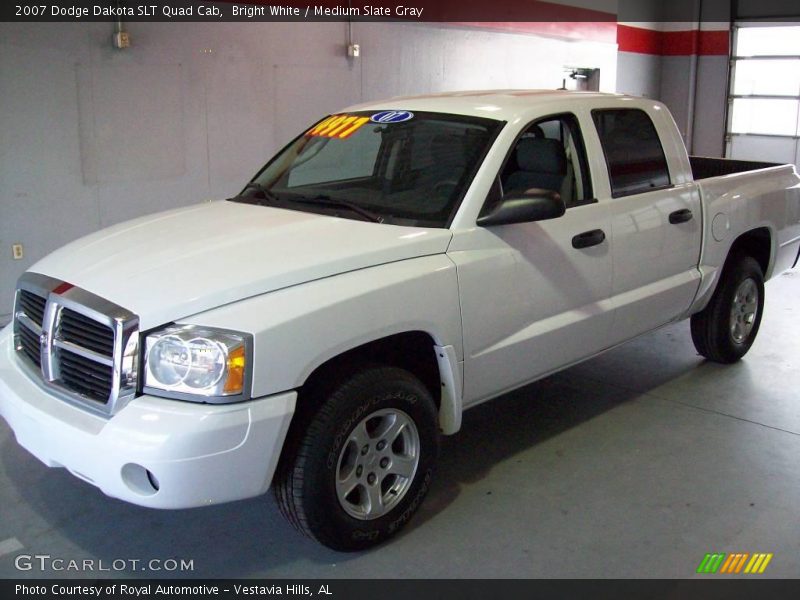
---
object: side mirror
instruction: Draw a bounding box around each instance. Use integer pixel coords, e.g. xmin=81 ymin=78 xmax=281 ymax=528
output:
xmin=477 ymin=189 xmax=566 ymax=227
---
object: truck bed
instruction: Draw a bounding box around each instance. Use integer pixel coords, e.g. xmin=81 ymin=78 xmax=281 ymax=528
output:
xmin=689 ymin=156 xmax=780 ymax=180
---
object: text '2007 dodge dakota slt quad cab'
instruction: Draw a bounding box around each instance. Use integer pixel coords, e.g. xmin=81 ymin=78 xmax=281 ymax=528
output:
xmin=2 ymin=91 xmax=800 ymax=550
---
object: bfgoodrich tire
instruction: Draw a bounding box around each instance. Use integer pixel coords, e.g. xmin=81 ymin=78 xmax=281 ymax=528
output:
xmin=274 ymin=366 xmax=439 ymax=551
xmin=690 ymin=255 xmax=765 ymax=363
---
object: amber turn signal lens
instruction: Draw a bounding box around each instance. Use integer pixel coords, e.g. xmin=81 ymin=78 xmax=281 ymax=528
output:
xmin=223 ymin=345 xmax=246 ymax=394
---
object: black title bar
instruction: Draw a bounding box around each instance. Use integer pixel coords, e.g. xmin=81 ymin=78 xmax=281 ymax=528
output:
xmin=3 ymin=0 xmax=800 ymax=23
xmin=5 ymin=579 xmax=800 ymax=600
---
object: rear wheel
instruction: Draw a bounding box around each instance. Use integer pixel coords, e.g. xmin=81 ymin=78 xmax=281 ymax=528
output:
xmin=274 ymin=365 xmax=439 ymax=551
xmin=691 ymin=255 xmax=764 ymax=363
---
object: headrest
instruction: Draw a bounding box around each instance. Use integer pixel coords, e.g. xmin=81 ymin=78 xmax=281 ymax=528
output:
xmin=515 ymin=138 xmax=567 ymax=175
xmin=528 ymin=124 xmax=545 ymax=138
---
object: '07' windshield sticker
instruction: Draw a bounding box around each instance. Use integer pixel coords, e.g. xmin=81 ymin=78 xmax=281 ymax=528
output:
xmin=306 ymin=115 xmax=370 ymax=139
xmin=370 ymin=110 xmax=414 ymax=123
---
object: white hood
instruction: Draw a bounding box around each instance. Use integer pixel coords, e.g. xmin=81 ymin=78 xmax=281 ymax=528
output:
xmin=29 ymin=201 xmax=452 ymax=329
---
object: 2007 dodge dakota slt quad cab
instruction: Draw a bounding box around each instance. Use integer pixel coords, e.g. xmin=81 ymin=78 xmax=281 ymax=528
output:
xmin=2 ymin=91 xmax=800 ymax=550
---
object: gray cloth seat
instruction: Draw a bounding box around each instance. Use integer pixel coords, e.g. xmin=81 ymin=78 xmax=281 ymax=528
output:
xmin=505 ymin=138 xmax=567 ymax=195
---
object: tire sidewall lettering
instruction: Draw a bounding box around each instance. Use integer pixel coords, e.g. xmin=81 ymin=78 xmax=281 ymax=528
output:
xmin=325 ymin=390 xmax=419 ymax=471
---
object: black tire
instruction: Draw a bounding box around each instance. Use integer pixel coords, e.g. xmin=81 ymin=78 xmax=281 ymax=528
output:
xmin=274 ymin=365 xmax=439 ymax=551
xmin=690 ymin=254 xmax=765 ymax=363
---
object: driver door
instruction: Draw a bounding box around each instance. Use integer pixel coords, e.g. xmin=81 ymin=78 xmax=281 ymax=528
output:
xmin=453 ymin=114 xmax=615 ymax=405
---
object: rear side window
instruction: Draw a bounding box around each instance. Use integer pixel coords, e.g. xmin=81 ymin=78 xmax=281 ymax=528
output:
xmin=592 ymin=109 xmax=671 ymax=197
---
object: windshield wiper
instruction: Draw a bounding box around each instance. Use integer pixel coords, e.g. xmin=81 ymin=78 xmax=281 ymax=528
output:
xmin=243 ymin=182 xmax=280 ymax=204
xmin=285 ymin=194 xmax=385 ymax=223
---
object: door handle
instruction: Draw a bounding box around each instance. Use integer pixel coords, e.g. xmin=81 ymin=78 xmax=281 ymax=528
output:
xmin=669 ymin=208 xmax=693 ymax=224
xmin=572 ymin=229 xmax=606 ymax=249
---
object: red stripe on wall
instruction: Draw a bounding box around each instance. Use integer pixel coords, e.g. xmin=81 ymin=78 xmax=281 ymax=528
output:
xmin=618 ymin=25 xmax=729 ymax=56
xmin=661 ymin=30 xmax=701 ymax=55
xmin=697 ymin=30 xmax=729 ymax=56
xmin=616 ymin=24 xmax=662 ymax=54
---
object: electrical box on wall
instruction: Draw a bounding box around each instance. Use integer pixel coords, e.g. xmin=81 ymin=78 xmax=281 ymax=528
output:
xmin=348 ymin=43 xmax=360 ymax=58
xmin=113 ymin=31 xmax=130 ymax=49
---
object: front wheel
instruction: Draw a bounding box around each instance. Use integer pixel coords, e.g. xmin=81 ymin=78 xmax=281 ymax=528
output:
xmin=691 ymin=255 xmax=765 ymax=363
xmin=274 ymin=366 xmax=439 ymax=551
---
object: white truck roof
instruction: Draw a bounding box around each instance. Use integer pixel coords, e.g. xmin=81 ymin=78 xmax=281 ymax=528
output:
xmin=344 ymin=89 xmax=636 ymax=122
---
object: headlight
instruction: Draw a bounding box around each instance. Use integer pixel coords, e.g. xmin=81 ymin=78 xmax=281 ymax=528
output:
xmin=143 ymin=325 xmax=251 ymax=402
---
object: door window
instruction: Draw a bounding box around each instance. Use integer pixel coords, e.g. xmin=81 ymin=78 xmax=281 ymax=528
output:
xmin=592 ymin=109 xmax=671 ymax=197
xmin=497 ymin=113 xmax=593 ymax=209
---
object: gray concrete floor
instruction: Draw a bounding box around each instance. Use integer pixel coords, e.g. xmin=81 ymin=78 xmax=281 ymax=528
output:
xmin=1 ymin=272 xmax=799 ymax=579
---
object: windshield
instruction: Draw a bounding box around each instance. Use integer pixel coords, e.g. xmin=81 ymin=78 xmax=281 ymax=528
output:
xmin=230 ymin=110 xmax=504 ymax=227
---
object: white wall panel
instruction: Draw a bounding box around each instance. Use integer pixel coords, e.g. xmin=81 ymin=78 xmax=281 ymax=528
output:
xmin=89 ymin=65 xmax=186 ymax=183
xmin=205 ymin=60 xmax=274 ymax=196
xmin=0 ymin=42 xmax=100 ymax=310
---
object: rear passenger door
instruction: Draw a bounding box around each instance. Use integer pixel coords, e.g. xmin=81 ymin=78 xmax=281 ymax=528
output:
xmin=590 ymin=108 xmax=702 ymax=343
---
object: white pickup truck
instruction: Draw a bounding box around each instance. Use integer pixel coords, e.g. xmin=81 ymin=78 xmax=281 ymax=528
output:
xmin=2 ymin=91 xmax=800 ymax=551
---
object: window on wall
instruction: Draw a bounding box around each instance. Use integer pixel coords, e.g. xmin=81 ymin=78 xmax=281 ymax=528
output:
xmin=727 ymin=24 xmax=800 ymax=166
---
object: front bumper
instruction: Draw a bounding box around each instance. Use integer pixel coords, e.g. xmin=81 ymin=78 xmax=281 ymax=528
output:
xmin=0 ymin=326 xmax=296 ymax=509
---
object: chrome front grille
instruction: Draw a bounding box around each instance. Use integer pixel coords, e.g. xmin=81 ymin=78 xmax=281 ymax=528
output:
xmin=59 ymin=351 xmax=114 ymax=402
xmin=59 ymin=308 xmax=116 ymax=356
xmin=16 ymin=322 xmax=42 ymax=367
xmin=12 ymin=272 xmax=139 ymax=416
xmin=18 ymin=290 xmax=46 ymax=326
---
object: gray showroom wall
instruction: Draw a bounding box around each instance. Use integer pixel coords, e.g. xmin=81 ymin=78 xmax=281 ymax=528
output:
xmin=660 ymin=0 xmax=731 ymax=156
xmin=616 ymin=0 xmax=731 ymax=156
xmin=616 ymin=0 xmax=662 ymax=98
xmin=0 ymin=21 xmax=618 ymax=321
xmin=659 ymin=54 xmax=729 ymax=156
xmin=616 ymin=52 xmax=662 ymax=98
